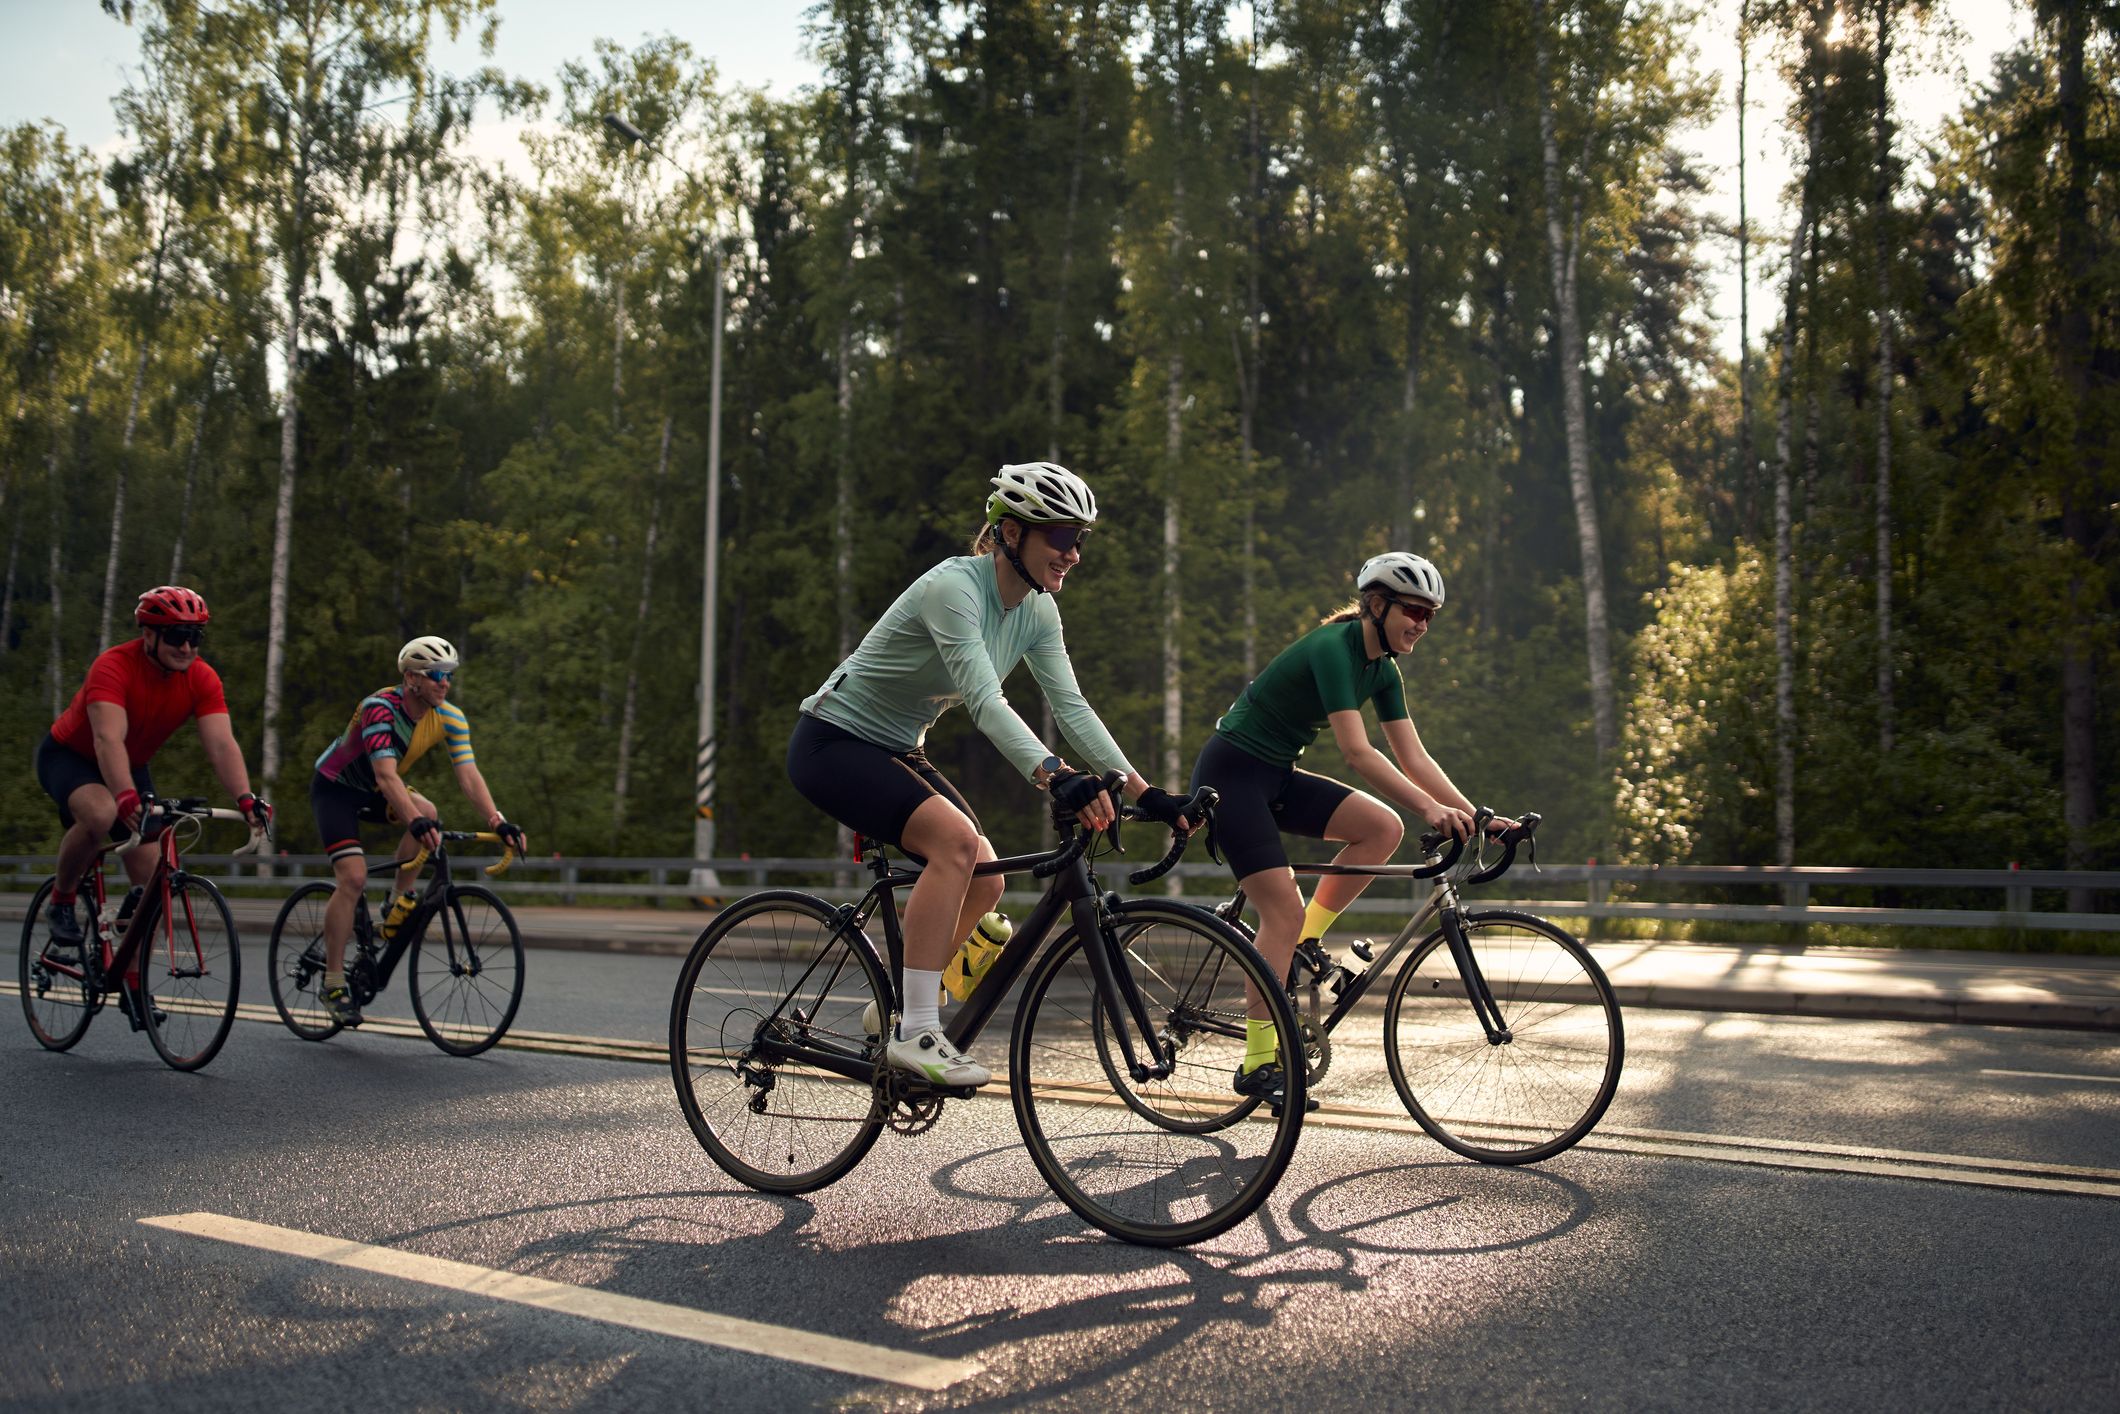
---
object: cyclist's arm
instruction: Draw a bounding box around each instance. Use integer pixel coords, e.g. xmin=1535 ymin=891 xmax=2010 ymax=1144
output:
xmin=86 ymin=702 xmax=135 ymax=800
xmin=452 ymin=760 xmax=509 ymax=833
xmin=1022 ymin=620 xmax=1138 ymax=785
xmin=193 ymin=711 xmax=254 ymax=801
xmin=921 ymin=575 xmax=1050 ymax=780
xmin=370 ymin=755 xmax=424 ymax=831
xmin=1329 ymin=710 xmax=1468 ymax=834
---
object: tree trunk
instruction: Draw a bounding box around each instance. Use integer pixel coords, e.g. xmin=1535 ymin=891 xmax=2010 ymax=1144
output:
xmin=1871 ymin=0 xmax=1896 ymax=755
xmin=610 ymin=273 xmax=626 ymax=432
xmin=169 ymin=350 xmax=217 ymax=583
xmin=1531 ymin=0 xmax=1618 ymax=763
xmin=1241 ymin=0 xmax=1262 ymax=679
xmin=1736 ymin=0 xmax=1755 ymax=537
xmin=2050 ymin=1 xmax=2105 ymax=905
xmin=613 ymin=413 xmax=672 ymax=841
xmin=101 ymin=219 xmax=171 ymax=647
xmin=1770 ymin=71 xmax=1825 ymax=869
xmin=0 ymin=476 xmax=20 ymax=656
xmin=1161 ymin=4 xmax=1189 ymax=805
xmin=262 ymin=234 xmax=305 ymax=785
xmin=46 ymin=392 xmax=67 ymax=719
xmin=1048 ymin=2 xmax=1099 ymax=463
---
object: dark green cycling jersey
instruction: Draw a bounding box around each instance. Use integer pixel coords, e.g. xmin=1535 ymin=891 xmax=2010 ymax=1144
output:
xmin=1214 ymin=619 xmax=1408 ymax=767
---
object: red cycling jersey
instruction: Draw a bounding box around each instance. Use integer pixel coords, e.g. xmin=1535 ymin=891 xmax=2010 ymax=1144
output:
xmin=50 ymin=639 xmax=230 ymax=767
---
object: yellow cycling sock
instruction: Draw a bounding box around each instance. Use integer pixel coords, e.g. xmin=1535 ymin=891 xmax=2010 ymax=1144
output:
xmin=1300 ymin=899 xmax=1343 ymax=944
xmin=324 ymin=970 xmax=346 ymax=991
xmin=1242 ymin=1018 xmax=1278 ymax=1074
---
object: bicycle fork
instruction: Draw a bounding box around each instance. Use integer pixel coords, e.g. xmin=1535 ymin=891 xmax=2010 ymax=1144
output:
xmin=1438 ymin=903 xmax=1511 ymax=1044
xmin=1075 ymin=896 xmax=1173 ymax=1083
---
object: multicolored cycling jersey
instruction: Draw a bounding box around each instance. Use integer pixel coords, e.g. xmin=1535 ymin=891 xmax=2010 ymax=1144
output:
xmin=312 ymin=686 xmax=475 ymax=793
xmin=1214 ymin=619 xmax=1408 ymax=768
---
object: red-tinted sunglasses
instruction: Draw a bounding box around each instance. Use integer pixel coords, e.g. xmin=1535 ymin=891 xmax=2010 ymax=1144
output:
xmin=1388 ymin=597 xmax=1436 ymax=626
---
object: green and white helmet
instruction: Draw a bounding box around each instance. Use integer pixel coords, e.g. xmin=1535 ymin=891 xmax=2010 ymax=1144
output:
xmin=398 ymin=634 xmax=460 ymax=675
xmin=986 ymin=461 xmax=1099 ymax=527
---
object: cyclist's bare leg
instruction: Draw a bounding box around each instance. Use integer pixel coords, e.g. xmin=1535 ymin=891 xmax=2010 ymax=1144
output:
xmin=324 ymin=853 xmax=369 ymax=974
xmin=949 ymin=836 xmax=1004 ymax=949
xmin=55 ymin=786 xmax=158 ymax=896
xmin=1241 ymin=866 xmax=1306 ymax=1020
xmin=897 ymin=796 xmax=983 ymax=973
xmin=391 ymin=791 xmax=437 ymax=895
xmin=1308 ymin=791 xmax=1404 ymax=915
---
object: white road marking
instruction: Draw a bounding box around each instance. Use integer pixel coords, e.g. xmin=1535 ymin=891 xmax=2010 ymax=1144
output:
xmin=139 ymin=1212 xmax=982 ymax=1392
xmin=1982 ymin=1068 xmax=2120 ymax=1086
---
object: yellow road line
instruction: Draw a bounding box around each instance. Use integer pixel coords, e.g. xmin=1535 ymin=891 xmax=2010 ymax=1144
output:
xmin=1982 ymin=1067 xmax=2120 ymax=1086
xmin=139 ymin=1212 xmax=982 ymax=1392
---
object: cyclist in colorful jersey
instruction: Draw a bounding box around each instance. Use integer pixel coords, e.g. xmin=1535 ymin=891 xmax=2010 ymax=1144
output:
xmin=788 ymin=461 xmax=1197 ymax=1088
xmin=308 ymin=635 xmax=527 ymax=1024
xmin=1190 ymin=552 xmax=1510 ymax=1108
xmin=35 ymin=586 xmax=273 ymax=952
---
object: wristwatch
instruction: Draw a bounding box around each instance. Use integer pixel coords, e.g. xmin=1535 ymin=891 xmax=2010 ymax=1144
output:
xmin=1036 ymin=754 xmax=1064 ymax=788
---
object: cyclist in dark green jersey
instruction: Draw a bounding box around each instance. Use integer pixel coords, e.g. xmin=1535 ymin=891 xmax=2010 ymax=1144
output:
xmin=1189 ymin=552 xmax=1510 ymax=1106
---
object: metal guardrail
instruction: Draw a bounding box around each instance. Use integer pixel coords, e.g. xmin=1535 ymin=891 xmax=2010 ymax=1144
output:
xmin=2 ymin=853 xmax=2115 ymax=932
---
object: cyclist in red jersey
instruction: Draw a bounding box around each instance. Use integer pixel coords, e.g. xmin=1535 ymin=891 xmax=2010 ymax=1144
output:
xmin=35 ymin=586 xmax=273 ymax=952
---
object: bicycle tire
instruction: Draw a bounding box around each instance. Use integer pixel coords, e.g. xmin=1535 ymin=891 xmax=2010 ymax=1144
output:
xmin=18 ymin=877 xmax=96 ymax=1051
xmin=409 ymin=884 xmax=526 ymax=1057
xmin=1011 ymin=899 xmax=1306 ymax=1247
xmin=1383 ymin=909 xmax=1623 ymax=1164
xmin=266 ymin=881 xmax=344 ymax=1041
xmin=141 ymin=876 xmax=242 ymax=1072
xmin=669 ymin=890 xmax=889 ymax=1194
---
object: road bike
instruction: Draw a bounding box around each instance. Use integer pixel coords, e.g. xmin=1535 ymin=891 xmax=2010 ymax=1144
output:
xmin=18 ymin=796 xmax=267 ymax=1071
xmin=265 ymin=830 xmax=525 ymax=1056
xmin=669 ymin=780 xmax=1307 ymax=1248
xmin=1149 ymin=811 xmax=1623 ymax=1165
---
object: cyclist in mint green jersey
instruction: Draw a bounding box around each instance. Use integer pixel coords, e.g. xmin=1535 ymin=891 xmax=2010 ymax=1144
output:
xmin=1190 ymin=552 xmax=1511 ymax=1108
xmin=788 ymin=462 xmax=1196 ymax=1089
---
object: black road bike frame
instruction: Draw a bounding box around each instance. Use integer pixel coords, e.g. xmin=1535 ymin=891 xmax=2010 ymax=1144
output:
xmin=1226 ymin=811 xmax=1541 ymax=1045
xmin=338 ymin=831 xmax=513 ymax=1005
xmin=743 ymin=778 xmax=1204 ymax=1094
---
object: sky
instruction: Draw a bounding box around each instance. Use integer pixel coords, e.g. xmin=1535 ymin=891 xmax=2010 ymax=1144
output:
xmin=0 ymin=0 xmax=2037 ymax=361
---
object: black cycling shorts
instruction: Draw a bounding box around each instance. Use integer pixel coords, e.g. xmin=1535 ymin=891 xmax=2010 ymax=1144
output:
xmin=310 ymin=772 xmax=395 ymax=863
xmin=1188 ymin=732 xmax=1354 ymax=880
xmin=36 ymin=734 xmax=154 ymax=830
xmin=786 ymin=713 xmax=983 ymax=857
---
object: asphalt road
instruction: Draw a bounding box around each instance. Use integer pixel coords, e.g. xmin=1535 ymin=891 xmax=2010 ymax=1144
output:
xmin=5 ymin=944 xmax=2119 ymax=1411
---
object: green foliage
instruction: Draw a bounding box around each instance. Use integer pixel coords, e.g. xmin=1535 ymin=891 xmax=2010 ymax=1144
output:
xmin=0 ymin=2 xmax=2113 ymax=911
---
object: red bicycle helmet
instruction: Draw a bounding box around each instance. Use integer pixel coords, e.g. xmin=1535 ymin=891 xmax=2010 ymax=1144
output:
xmin=135 ymin=585 xmax=211 ymax=627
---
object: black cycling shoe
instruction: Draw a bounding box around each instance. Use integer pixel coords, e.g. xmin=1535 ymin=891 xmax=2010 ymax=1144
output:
xmin=44 ymin=899 xmax=84 ymax=958
xmin=115 ymin=989 xmax=167 ymax=1032
xmin=1232 ymin=1061 xmax=1319 ymax=1116
xmin=321 ymin=983 xmax=365 ymax=1028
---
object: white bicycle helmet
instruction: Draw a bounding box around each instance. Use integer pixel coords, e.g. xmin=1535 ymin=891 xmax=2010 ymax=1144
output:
xmin=397 ymin=634 xmax=460 ymax=675
xmin=1357 ymin=552 xmax=1446 ymax=607
xmin=986 ymin=461 xmax=1099 ymax=527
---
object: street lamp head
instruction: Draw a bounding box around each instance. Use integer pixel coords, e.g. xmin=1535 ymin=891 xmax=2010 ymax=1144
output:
xmin=602 ymin=112 xmax=646 ymax=145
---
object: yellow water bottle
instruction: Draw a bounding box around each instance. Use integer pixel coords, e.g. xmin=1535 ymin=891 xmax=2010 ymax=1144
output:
xmin=379 ymin=890 xmax=419 ymax=940
xmin=941 ymin=912 xmax=1012 ymax=1002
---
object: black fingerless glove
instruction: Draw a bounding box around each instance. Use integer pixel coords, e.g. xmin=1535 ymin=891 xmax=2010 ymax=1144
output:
xmin=495 ymin=819 xmax=526 ymax=852
xmin=410 ymin=816 xmax=441 ymax=845
xmin=1134 ymin=785 xmax=1188 ymax=828
xmin=1047 ymin=768 xmax=1104 ymax=813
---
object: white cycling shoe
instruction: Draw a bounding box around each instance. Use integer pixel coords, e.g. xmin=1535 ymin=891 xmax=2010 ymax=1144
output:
xmin=885 ymin=1026 xmax=991 ymax=1088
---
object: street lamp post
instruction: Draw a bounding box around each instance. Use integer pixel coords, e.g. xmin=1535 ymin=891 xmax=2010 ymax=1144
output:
xmin=603 ymin=112 xmax=723 ymax=891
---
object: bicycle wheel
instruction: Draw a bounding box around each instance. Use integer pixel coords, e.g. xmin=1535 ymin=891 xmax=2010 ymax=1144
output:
xmin=18 ymin=878 xmax=96 ymax=1051
xmin=267 ymin=882 xmax=343 ymax=1041
xmin=1091 ymin=911 xmax=1263 ymax=1134
xmin=409 ymin=885 xmax=525 ymax=1057
xmin=1384 ymin=909 xmax=1623 ymax=1164
xmin=669 ymin=890 xmax=889 ymax=1194
xmin=1011 ymin=899 xmax=1306 ymax=1247
xmin=141 ymin=876 xmax=242 ymax=1071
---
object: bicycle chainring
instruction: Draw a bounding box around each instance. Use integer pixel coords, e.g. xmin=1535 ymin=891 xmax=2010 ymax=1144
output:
xmin=1297 ymin=1012 xmax=1332 ymax=1085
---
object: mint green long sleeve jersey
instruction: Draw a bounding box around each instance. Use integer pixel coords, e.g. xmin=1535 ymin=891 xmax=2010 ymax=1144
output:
xmin=799 ymin=555 xmax=1136 ymax=783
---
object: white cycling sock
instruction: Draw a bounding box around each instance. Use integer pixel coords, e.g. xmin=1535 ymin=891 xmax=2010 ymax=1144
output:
xmin=898 ymin=970 xmax=944 ymax=1039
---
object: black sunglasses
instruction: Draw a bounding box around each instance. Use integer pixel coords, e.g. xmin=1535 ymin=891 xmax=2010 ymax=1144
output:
xmin=158 ymin=626 xmax=206 ymax=648
xmin=1040 ymin=523 xmax=1093 ymax=554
